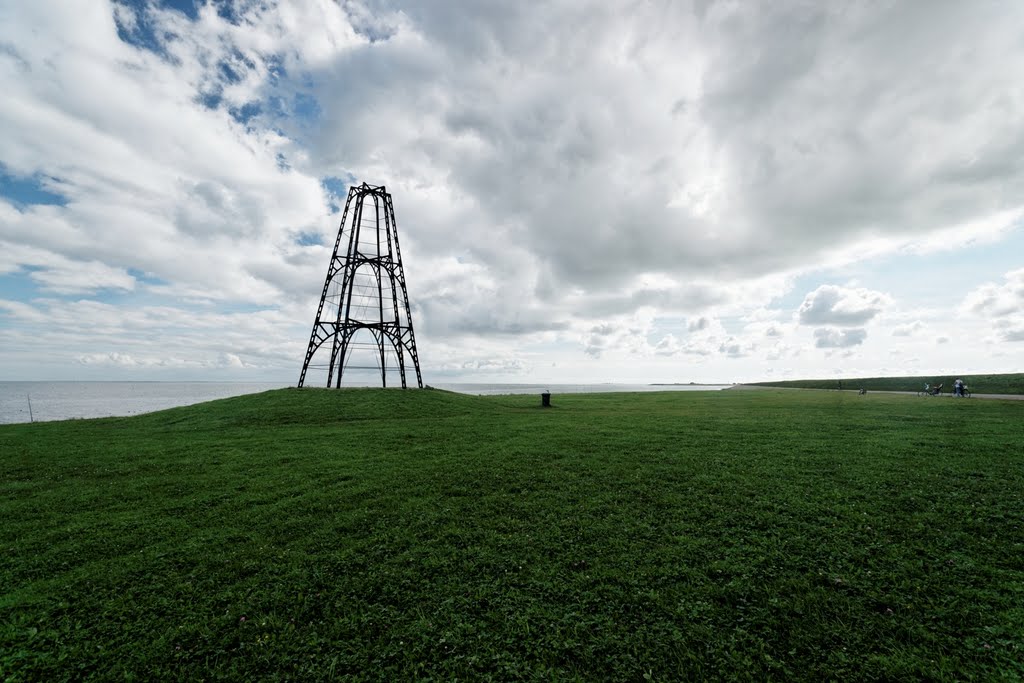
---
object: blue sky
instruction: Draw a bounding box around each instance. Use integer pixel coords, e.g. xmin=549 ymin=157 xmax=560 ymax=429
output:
xmin=1 ymin=0 xmax=1023 ymax=384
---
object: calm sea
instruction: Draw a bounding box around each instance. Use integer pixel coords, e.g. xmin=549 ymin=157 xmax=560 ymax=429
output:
xmin=0 ymin=381 xmax=733 ymax=425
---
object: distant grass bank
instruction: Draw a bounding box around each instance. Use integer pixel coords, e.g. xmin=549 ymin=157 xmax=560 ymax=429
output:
xmin=750 ymin=372 xmax=1024 ymax=394
xmin=2 ymin=388 xmax=1023 ymax=680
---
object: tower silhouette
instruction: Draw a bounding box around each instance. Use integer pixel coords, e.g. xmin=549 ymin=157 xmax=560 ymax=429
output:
xmin=298 ymin=183 xmax=423 ymax=389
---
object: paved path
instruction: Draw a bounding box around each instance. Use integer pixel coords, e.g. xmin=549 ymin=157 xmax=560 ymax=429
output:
xmin=891 ymin=391 xmax=1024 ymax=400
xmin=947 ymin=393 xmax=1024 ymax=400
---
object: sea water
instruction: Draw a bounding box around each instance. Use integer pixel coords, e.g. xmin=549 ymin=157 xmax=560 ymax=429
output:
xmin=0 ymin=382 xmax=289 ymax=425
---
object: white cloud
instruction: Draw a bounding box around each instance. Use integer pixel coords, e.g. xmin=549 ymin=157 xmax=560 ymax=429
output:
xmin=814 ymin=328 xmax=867 ymax=349
xmin=1 ymin=1 xmax=1024 ymax=382
xmin=718 ymin=339 xmax=753 ymax=358
xmin=688 ymin=317 xmax=710 ymax=332
xmin=892 ymin=321 xmax=924 ymax=337
xmin=798 ymin=285 xmax=891 ymax=327
xmin=0 ymin=1 xmax=330 ymax=307
xmin=962 ymin=269 xmax=1024 ymax=343
xmin=963 ymin=268 xmax=1024 ymax=318
xmin=30 ymin=260 xmax=136 ymax=295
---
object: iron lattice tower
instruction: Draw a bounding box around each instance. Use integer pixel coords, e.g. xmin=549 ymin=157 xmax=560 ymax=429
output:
xmin=298 ymin=183 xmax=423 ymax=389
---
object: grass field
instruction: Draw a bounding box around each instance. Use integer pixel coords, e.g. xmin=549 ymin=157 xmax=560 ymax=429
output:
xmin=750 ymin=372 xmax=1024 ymax=394
xmin=2 ymin=388 xmax=1022 ymax=681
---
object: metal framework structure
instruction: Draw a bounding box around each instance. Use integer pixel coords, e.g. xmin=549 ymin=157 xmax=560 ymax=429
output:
xmin=298 ymin=183 xmax=423 ymax=389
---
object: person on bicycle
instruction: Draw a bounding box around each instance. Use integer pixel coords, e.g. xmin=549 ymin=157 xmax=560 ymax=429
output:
xmin=954 ymin=378 xmax=965 ymax=397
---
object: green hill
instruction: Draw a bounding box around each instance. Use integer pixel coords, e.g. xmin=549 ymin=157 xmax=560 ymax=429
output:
xmin=750 ymin=372 xmax=1024 ymax=394
xmin=2 ymin=388 xmax=1022 ymax=680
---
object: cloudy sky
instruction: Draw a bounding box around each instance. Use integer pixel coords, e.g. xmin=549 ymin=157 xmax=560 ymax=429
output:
xmin=1 ymin=0 xmax=1023 ymax=385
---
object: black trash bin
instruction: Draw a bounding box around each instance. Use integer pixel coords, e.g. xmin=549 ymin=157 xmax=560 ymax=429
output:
xmin=541 ymin=391 xmax=551 ymax=407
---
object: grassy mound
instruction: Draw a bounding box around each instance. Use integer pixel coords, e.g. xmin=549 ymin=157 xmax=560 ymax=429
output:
xmin=749 ymin=372 xmax=1024 ymax=394
xmin=2 ymin=388 xmax=1022 ymax=680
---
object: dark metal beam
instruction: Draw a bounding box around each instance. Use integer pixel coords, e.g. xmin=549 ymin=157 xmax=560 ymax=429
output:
xmin=298 ymin=183 xmax=424 ymax=389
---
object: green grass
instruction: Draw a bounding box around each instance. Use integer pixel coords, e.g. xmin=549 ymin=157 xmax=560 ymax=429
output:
xmin=2 ymin=387 xmax=1023 ymax=681
xmin=750 ymin=372 xmax=1024 ymax=394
